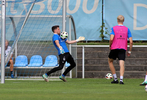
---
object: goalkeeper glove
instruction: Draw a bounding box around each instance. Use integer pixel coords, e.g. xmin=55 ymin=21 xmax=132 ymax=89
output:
xmin=76 ymin=36 xmax=85 ymax=42
xmin=59 ymin=46 xmax=65 ymax=54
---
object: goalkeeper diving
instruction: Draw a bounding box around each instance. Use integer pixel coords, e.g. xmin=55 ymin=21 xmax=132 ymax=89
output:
xmin=42 ymin=25 xmax=85 ymax=82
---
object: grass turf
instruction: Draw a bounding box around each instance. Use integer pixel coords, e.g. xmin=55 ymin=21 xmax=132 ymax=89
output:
xmin=0 ymin=78 xmax=147 ymax=100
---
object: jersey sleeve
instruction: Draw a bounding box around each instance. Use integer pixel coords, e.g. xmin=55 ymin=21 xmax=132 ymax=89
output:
xmin=128 ymin=28 xmax=132 ymax=38
xmin=53 ymin=35 xmax=59 ymax=42
xmin=110 ymin=27 xmax=115 ymax=35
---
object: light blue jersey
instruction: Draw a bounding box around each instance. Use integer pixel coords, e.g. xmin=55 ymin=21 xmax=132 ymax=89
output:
xmin=52 ymin=34 xmax=69 ymax=55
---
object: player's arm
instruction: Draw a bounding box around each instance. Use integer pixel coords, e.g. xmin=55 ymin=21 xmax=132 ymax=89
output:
xmin=127 ymin=37 xmax=133 ymax=56
xmin=109 ymin=35 xmax=114 ymax=50
xmin=55 ymin=40 xmax=60 ymax=48
xmin=66 ymin=40 xmax=77 ymax=44
xmin=66 ymin=36 xmax=85 ymax=44
xmin=128 ymin=37 xmax=133 ymax=51
xmin=127 ymin=29 xmax=133 ymax=56
xmin=55 ymin=40 xmax=65 ymax=54
xmin=109 ymin=28 xmax=115 ymax=50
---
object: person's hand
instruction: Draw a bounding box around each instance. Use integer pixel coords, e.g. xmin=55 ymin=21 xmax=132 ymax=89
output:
xmin=76 ymin=36 xmax=85 ymax=42
xmin=127 ymin=51 xmax=131 ymax=56
xmin=109 ymin=46 xmax=111 ymax=50
xmin=59 ymin=46 xmax=65 ymax=54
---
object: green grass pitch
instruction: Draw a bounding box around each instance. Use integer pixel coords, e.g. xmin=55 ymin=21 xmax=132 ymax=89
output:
xmin=0 ymin=78 xmax=147 ymax=100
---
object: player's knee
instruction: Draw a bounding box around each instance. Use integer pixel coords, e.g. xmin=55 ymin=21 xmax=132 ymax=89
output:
xmin=71 ymin=62 xmax=76 ymax=67
xmin=9 ymin=60 xmax=13 ymax=64
xmin=58 ymin=65 xmax=64 ymax=70
xmin=108 ymin=58 xmax=113 ymax=63
xmin=73 ymin=62 xmax=76 ymax=67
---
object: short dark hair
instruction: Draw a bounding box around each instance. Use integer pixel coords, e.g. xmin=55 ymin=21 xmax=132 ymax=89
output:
xmin=52 ymin=25 xmax=59 ymax=32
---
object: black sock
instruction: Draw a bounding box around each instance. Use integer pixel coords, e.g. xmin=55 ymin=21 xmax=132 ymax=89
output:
xmin=11 ymin=71 xmax=13 ymax=74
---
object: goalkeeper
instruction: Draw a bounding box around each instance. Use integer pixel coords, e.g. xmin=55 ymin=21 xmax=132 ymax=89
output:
xmin=42 ymin=25 xmax=85 ymax=82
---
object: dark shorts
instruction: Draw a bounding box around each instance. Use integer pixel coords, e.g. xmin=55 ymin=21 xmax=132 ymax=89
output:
xmin=108 ymin=49 xmax=126 ymax=61
xmin=59 ymin=52 xmax=75 ymax=67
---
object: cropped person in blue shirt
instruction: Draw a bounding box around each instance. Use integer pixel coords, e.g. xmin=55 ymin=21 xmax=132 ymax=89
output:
xmin=42 ymin=25 xmax=84 ymax=82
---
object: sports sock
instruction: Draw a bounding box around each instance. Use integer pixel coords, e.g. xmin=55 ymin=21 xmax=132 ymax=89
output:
xmin=113 ymin=74 xmax=117 ymax=81
xmin=11 ymin=71 xmax=13 ymax=74
xmin=120 ymin=76 xmax=123 ymax=82
xmin=45 ymin=73 xmax=48 ymax=76
xmin=62 ymin=74 xmax=65 ymax=77
xmin=144 ymin=75 xmax=147 ymax=82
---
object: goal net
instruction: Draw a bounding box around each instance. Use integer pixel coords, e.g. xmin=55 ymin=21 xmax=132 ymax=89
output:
xmin=0 ymin=0 xmax=77 ymax=80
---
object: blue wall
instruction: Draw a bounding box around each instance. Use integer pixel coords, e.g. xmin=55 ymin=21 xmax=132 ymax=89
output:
xmin=1 ymin=0 xmax=147 ymax=41
xmin=104 ymin=0 xmax=147 ymax=40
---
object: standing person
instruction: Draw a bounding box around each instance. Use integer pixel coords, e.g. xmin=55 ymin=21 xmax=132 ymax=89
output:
xmin=108 ymin=15 xmax=133 ymax=84
xmin=140 ymin=72 xmax=147 ymax=85
xmin=0 ymin=40 xmax=14 ymax=78
xmin=42 ymin=25 xmax=85 ymax=82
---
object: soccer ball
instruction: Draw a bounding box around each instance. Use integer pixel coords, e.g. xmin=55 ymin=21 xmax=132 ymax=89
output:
xmin=60 ymin=31 xmax=68 ymax=39
xmin=145 ymin=85 xmax=147 ymax=92
xmin=105 ymin=73 xmax=113 ymax=79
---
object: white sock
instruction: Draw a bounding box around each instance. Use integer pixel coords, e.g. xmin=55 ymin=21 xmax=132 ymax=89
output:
xmin=120 ymin=76 xmax=123 ymax=82
xmin=144 ymin=75 xmax=147 ymax=82
xmin=113 ymin=74 xmax=117 ymax=81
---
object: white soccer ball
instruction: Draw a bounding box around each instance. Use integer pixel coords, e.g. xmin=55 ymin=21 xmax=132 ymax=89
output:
xmin=145 ymin=85 xmax=147 ymax=92
xmin=105 ymin=73 xmax=113 ymax=79
xmin=60 ymin=31 xmax=68 ymax=39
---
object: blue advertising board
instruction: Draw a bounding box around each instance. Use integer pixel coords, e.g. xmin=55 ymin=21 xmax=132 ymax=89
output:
xmin=0 ymin=0 xmax=102 ymax=41
xmin=104 ymin=0 xmax=147 ymax=40
xmin=1 ymin=0 xmax=147 ymax=41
